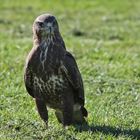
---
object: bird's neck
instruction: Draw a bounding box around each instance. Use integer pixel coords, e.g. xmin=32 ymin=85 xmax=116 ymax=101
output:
xmin=34 ymin=32 xmax=65 ymax=49
xmin=40 ymin=36 xmax=53 ymax=50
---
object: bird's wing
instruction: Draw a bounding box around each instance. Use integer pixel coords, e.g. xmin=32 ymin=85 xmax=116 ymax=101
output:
xmin=63 ymin=51 xmax=85 ymax=105
xmin=24 ymin=66 xmax=34 ymax=98
xmin=24 ymin=58 xmax=35 ymax=98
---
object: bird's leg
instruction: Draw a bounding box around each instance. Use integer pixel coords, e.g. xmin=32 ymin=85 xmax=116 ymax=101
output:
xmin=62 ymin=92 xmax=74 ymax=126
xmin=35 ymin=98 xmax=48 ymax=127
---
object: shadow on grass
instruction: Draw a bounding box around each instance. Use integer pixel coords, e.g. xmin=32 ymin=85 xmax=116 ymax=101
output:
xmin=74 ymin=124 xmax=140 ymax=139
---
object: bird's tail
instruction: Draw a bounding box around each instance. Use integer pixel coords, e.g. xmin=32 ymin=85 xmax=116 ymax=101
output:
xmin=73 ymin=106 xmax=88 ymax=124
xmin=81 ymin=106 xmax=88 ymax=117
xmin=55 ymin=106 xmax=88 ymax=124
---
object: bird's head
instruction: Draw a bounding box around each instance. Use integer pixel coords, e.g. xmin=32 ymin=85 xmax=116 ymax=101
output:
xmin=33 ymin=14 xmax=59 ymax=38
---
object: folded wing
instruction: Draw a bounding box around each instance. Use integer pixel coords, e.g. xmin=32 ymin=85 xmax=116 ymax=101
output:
xmin=63 ymin=52 xmax=85 ymax=106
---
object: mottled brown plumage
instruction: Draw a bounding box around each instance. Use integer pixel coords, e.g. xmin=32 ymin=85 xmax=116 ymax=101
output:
xmin=24 ymin=13 xmax=88 ymax=126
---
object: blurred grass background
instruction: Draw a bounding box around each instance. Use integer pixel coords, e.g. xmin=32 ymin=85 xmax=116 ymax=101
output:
xmin=0 ymin=0 xmax=140 ymax=139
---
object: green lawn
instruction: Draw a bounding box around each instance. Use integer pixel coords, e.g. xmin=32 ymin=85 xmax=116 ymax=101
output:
xmin=0 ymin=0 xmax=140 ymax=139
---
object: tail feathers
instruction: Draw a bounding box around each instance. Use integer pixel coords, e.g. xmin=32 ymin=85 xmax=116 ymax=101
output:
xmin=55 ymin=106 xmax=88 ymax=125
xmin=73 ymin=106 xmax=88 ymax=124
xmin=81 ymin=106 xmax=88 ymax=117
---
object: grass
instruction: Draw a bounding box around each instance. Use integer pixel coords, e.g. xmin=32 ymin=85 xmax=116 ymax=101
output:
xmin=0 ymin=0 xmax=140 ymax=139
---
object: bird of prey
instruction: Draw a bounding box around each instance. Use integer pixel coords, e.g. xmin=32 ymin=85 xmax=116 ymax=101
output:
xmin=24 ymin=14 xmax=88 ymax=126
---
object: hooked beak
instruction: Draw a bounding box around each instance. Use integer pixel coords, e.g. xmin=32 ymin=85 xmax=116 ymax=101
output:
xmin=46 ymin=23 xmax=54 ymax=35
xmin=47 ymin=27 xmax=54 ymax=35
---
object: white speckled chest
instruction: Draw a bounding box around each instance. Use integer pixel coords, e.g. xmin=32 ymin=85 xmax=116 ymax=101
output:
xmin=34 ymin=74 xmax=67 ymax=93
xmin=33 ymin=74 xmax=69 ymax=108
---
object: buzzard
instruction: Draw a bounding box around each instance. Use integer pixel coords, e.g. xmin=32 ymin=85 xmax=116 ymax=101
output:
xmin=24 ymin=14 xmax=88 ymax=126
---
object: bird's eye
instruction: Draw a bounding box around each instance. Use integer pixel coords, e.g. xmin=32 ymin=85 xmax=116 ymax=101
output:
xmin=36 ymin=22 xmax=44 ymax=27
